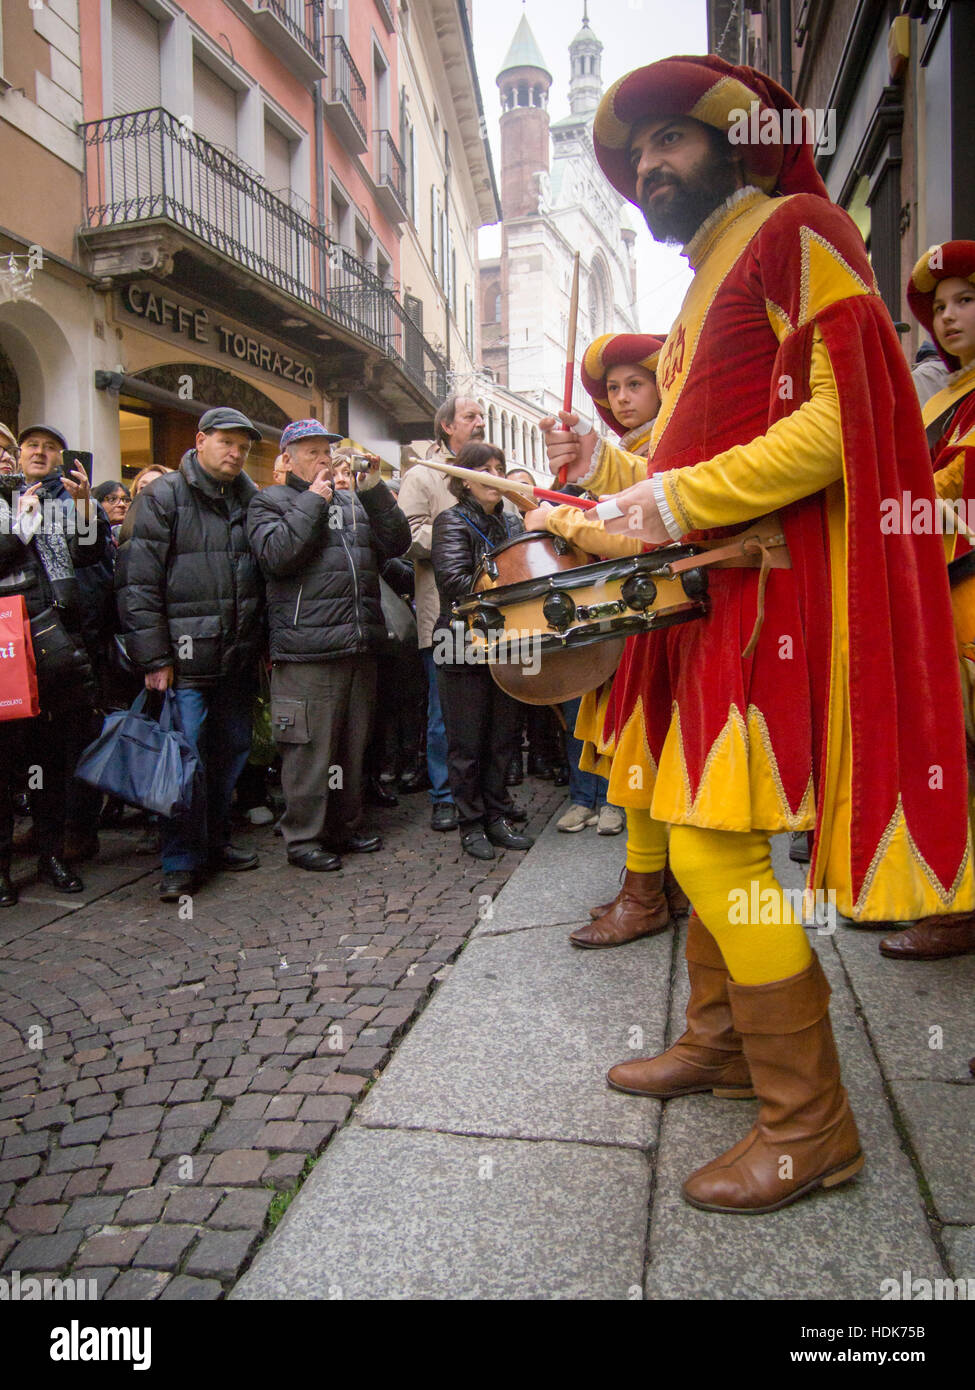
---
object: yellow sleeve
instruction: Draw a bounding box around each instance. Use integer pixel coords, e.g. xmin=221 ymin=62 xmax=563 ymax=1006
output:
xmin=580 ymin=437 xmax=648 ymax=495
xmin=542 ymin=505 xmax=644 ymax=558
xmin=660 ymin=327 xmax=841 ymax=533
xmin=933 ymin=451 xmax=966 ymax=503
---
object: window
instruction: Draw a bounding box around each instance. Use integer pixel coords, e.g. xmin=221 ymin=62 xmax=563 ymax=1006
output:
xmin=193 ymin=57 xmax=238 ymax=154
xmin=431 ymin=186 xmax=441 ymax=279
xmin=332 ymin=185 xmax=352 ymax=247
xmin=373 ymin=43 xmax=389 ymax=131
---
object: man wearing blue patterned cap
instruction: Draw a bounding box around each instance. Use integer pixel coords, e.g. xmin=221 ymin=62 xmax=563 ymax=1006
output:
xmin=248 ymin=421 xmax=411 ymax=871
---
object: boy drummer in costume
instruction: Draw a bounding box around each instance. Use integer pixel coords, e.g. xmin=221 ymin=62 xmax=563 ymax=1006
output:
xmin=877 ymin=241 xmax=975 ymax=964
xmin=543 ymin=55 xmax=973 ymax=1213
xmin=525 ymin=333 xmax=693 ymax=948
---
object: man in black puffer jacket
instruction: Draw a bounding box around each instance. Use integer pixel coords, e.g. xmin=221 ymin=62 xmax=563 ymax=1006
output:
xmin=117 ymin=407 xmax=266 ymax=901
xmin=247 ymin=420 xmax=410 ymax=871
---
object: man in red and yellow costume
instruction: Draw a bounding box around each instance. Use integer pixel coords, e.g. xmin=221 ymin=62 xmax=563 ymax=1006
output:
xmin=544 ymin=56 xmax=973 ymax=1214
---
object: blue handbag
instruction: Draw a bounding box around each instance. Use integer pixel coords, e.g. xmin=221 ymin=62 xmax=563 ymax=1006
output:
xmin=74 ymin=689 xmax=202 ymax=819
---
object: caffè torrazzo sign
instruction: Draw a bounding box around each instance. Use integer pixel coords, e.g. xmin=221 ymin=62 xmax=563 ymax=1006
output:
xmin=121 ymin=284 xmax=316 ymax=388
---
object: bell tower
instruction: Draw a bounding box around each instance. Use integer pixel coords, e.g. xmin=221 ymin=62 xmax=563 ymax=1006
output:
xmin=568 ymin=4 xmax=603 ymax=118
xmin=497 ymin=13 xmax=552 ymax=220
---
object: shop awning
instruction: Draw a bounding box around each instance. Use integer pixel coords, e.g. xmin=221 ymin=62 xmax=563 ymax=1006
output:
xmin=94 ymin=371 xmax=284 ymax=444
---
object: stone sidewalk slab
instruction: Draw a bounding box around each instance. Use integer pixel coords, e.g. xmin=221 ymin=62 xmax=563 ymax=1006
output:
xmin=889 ymin=1079 xmax=975 ymax=1225
xmin=357 ymin=923 xmax=670 ymax=1147
xmin=642 ymin=938 xmax=946 ymax=1300
xmin=832 ymin=930 xmax=975 ymax=1082
xmin=471 ymin=816 xmax=623 ymax=936
xmin=233 ymin=1126 xmax=650 ymax=1300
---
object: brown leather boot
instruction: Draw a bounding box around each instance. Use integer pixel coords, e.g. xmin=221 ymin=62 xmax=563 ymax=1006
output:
xmin=571 ymin=868 xmax=672 ymax=948
xmin=878 ymin=910 xmax=975 ymax=960
xmin=607 ymin=915 xmax=754 ymax=1098
xmin=682 ymin=955 xmax=864 ymax=1214
xmin=664 ymin=865 xmax=690 ymax=919
xmin=589 ymin=869 xmax=624 ymax=920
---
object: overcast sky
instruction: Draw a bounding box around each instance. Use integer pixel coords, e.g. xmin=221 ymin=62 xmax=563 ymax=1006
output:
xmin=471 ymin=0 xmax=709 ymax=337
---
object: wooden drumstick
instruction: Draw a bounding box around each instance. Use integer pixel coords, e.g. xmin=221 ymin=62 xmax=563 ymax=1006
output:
xmin=557 ymin=252 xmax=581 ymax=487
xmin=408 ymin=457 xmax=598 ymax=512
xmin=936 ymin=497 xmax=975 ymax=546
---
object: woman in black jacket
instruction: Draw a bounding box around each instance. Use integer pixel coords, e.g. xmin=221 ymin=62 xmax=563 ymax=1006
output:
xmin=430 ymin=442 xmax=534 ymax=861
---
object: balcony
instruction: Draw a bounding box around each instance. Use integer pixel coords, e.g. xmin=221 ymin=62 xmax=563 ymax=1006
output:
xmin=78 ymin=109 xmax=447 ymax=408
xmin=373 ymin=129 xmax=407 ymax=223
xmin=252 ymin=0 xmax=326 ymax=83
xmin=374 ymin=0 xmax=395 ymax=33
xmin=324 ymin=35 xmax=367 ymax=155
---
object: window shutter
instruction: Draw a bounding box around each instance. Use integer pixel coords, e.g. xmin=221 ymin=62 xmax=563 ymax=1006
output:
xmin=193 ymin=58 xmax=238 ymax=153
xmin=264 ymin=124 xmax=291 ymax=196
xmin=111 ymin=0 xmax=161 ymax=114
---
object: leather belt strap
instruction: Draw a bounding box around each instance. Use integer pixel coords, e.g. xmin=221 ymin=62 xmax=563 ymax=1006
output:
xmin=655 ymin=515 xmax=791 ymax=659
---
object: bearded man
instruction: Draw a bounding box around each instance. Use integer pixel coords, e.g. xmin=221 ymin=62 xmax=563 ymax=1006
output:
xmin=543 ymin=56 xmax=972 ymax=1214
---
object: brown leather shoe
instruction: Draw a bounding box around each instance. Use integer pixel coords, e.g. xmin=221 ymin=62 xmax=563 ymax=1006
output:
xmin=607 ymin=915 xmax=754 ymax=1098
xmin=682 ymin=955 xmax=863 ymax=1214
xmin=571 ymin=869 xmax=672 ymax=948
xmin=878 ymin=910 xmax=975 ymax=960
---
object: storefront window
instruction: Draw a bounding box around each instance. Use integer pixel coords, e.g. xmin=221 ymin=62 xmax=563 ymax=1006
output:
xmin=119 ymin=407 xmax=153 ymax=480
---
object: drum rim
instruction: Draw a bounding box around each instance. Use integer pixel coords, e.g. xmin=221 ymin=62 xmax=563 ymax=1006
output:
xmin=470 ymin=599 xmax=708 ymax=656
xmin=948 ymin=547 xmax=975 ymax=587
xmin=457 ymin=545 xmax=705 ymax=615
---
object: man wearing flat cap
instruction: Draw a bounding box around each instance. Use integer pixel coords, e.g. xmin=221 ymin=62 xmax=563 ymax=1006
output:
xmin=543 ymin=55 xmax=972 ymax=1214
xmin=118 ymin=407 xmax=266 ymax=900
xmin=247 ymin=421 xmax=410 ymax=872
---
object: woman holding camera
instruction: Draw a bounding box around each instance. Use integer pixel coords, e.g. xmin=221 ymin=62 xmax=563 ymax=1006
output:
xmin=430 ymin=442 xmax=534 ymax=861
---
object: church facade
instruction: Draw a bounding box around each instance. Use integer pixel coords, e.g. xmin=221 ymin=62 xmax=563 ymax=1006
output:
xmin=479 ymin=11 xmax=639 ymax=426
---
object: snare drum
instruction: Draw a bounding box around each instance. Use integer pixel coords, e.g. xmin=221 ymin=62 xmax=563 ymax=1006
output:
xmin=454 ymin=535 xmax=710 ymax=704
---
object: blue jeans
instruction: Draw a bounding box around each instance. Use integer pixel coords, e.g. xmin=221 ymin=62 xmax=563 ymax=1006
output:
xmin=562 ymin=696 xmax=609 ymax=811
xmin=422 ymin=647 xmax=452 ymax=804
xmin=162 ymin=681 xmax=254 ymax=873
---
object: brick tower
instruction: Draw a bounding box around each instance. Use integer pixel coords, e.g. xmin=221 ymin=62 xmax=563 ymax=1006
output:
xmin=497 ymin=14 xmax=552 ymax=221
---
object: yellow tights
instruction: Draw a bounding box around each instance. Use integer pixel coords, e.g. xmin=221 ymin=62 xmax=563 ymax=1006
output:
xmin=668 ymin=824 xmax=814 ymax=985
xmin=625 ymin=807 xmax=669 ymax=873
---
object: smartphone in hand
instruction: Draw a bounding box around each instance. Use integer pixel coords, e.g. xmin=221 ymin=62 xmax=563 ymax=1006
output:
xmin=62 ymin=450 xmax=94 ymax=482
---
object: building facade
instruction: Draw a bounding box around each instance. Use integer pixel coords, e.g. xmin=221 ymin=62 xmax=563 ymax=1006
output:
xmin=479 ymin=11 xmax=638 ymax=424
xmin=707 ymin=0 xmax=975 ymax=359
xmin=0 ymin=0 xmax=498 ymax=485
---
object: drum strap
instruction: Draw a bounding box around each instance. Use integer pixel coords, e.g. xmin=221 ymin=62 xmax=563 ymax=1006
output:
xmin=659 ymin=515 xmax=791 ymax=659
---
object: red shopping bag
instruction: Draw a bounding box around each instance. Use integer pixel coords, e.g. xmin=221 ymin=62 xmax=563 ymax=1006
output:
xmin=0 ymin=595 xmax=40 ymax=721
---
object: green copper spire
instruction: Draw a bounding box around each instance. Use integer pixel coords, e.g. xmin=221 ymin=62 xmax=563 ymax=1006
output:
xmin=499 ymin=13 xmax=552 ymax=81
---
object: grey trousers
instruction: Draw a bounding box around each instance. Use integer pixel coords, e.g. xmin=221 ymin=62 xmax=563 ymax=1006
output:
xmin=271 ymin=657 xmax=377 ymax=853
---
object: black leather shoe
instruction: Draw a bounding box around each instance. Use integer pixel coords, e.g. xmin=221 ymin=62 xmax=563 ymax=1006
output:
xmin=485 ymin=819 xmax=535 ymax=850
xmin=789 ymin=831 xmax=811 ymax=864
xmin=505 ymin=755 xmax=523 ymax=787
xmin=37 ymin=855 xmax=84 ymax=894
xmin=288 ymin=849 xmax=342 ymax=872
xmin=501 ymin=803 xmax=527 ymax=824
xmin=0 ymin=872 xmax=18 ymax=907
xmin=210 ymin=845 xmax=259 ymax=872
xmin=431 ymin=803 xmax=458 ymax=831
xmin=551 ymin=764 xmax=570 ymax=787
xmin=326 ymin=833 xmax=382 ymax=854
xmin=528 ymin=756 xmax=553 ymax=779
xmin=366 ymin=777 xmax=399 ymax=807
xmin=461 ymin=830 xmax=495 ymax=861
xmin=159 ymin=871 xmax=200 ymax=902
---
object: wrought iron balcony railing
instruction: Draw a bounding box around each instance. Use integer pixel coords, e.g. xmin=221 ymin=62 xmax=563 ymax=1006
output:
xmin=79 ymin=109 xmax=446 ymax=400
xmin=254 ymin=0 xmax=326 ymax=70
xmin=374 ymin=129 xmax=407 ymax=214
xmin=326 ymin=35 xmax=368 ymax=149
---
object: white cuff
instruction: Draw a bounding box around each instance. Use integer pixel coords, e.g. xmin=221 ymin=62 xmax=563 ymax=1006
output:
xmin=13 ymin=508 xmax=42 ymax=541
xmin=651 ymin=473 xmax=685 ymax=541
xmin=355 ymin=468 xmax=382 ymax=491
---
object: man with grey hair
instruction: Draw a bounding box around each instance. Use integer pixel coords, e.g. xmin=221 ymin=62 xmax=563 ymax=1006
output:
xmin=397 ymin=396 xmax=486 ymax=830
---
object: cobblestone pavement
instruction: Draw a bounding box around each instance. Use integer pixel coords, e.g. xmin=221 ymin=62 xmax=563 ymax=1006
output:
xmin=0 ymin=776 xmax=565 ymax=1299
